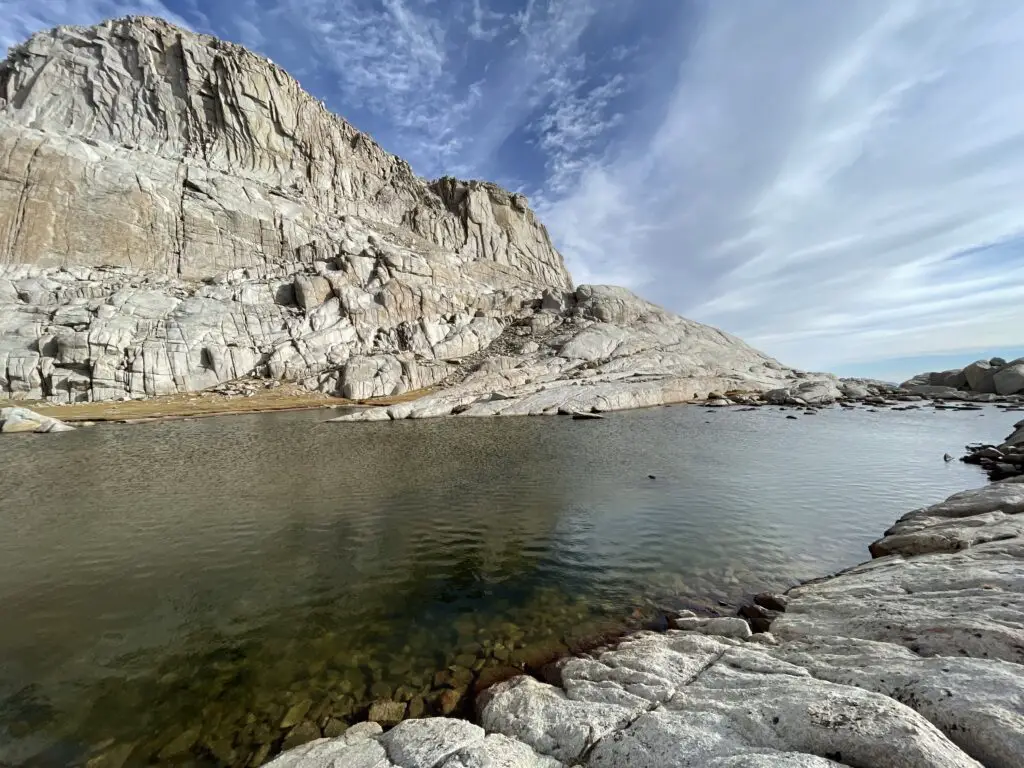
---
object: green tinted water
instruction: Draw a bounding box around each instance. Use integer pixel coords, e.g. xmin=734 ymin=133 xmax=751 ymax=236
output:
xmin=0 ymin=404 xmax=1010 ymax=766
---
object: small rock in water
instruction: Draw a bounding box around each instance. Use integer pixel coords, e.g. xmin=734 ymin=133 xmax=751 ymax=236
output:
xmin=753 ymin=592 xmax=788 ymax=612
xmin=648 ymin=474 xmax=656 ymax=480
xmin=739 ymin=603 xmax=779 ymax=634
xmin=322 ymin=718 xmax=347 ymax=738
xmin=438 ymin=688 xmax=463 ymax=716
xmin=281 ymin=720 xmax=320 ymax=751
xmin=571 ymin=410 xmax=604 ymax=420
xmin=279 ymin=698 xmax=312 ymax=728
xmin=368 ymin=699 xmax=406 ymax=727
xmin=85 ymin=743 xmax=135 ymax=768
xmin=944 ymin=453 xmax=954 ymax=462
xmin=406 ymin=696 xmax=426 ymax=719
xmin=786 ymin=415 xmax=798 ymax=420
xmin=157 ymin=727 xmax=200 ymax=760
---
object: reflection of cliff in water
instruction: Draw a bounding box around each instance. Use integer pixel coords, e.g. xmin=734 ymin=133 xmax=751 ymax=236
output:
xmin=0 ymin=411 xmax=578 ymax=687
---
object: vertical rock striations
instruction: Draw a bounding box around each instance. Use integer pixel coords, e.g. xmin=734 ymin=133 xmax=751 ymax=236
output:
xmin=0 ymin=17 xmax=811 ymax=407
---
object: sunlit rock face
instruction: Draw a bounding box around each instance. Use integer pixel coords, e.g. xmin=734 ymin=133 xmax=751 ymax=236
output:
xmin=0 ymin=16 xmax=812 ymax=407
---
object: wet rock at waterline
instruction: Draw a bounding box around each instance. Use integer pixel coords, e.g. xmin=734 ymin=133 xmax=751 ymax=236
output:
xmin=0 ymin=407 xmax=74 ymax=433
xmin=960 ymin=420 xmax=1024 ymax=481
xmin=268 ymin=480 xmax=1024 ymax=768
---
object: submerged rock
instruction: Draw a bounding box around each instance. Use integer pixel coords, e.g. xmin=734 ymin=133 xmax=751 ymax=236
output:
xmin=368 ymin=699 xmax=406 ymax=727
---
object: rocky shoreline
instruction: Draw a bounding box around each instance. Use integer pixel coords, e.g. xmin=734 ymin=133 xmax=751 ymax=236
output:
xmin=258 ymin=432 xmax=1024 ymax=768
xmin=3 ymin=383 xmax=1021 ymax=436
xmin=961 ymin=418 xmax=1024 ymax=481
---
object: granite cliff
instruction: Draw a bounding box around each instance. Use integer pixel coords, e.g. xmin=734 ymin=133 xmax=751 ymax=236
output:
xmin=1 ymin=17 xmax=816 ymax=411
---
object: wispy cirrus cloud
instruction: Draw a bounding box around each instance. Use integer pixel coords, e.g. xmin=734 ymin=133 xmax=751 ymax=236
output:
xmin=540 ymin=1 xmax=1024 ymax=374
xmin=0 ymin=0 xmax=190 ymax=54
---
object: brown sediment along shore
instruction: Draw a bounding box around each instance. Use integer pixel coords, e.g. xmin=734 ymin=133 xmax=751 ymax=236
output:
xmin=17 ymin=382 xmax=436 ymax=424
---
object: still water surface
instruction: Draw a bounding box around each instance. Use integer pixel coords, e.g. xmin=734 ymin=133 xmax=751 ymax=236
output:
xmin=0 ymin=404 xmax=1013 ymax=766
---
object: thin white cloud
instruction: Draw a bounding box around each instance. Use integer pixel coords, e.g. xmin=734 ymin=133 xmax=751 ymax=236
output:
xmin=468 ymin=0 xmax=506 ymax=42
xmin=0 ymin=0 xmax=191 ymax=54
xmin=542 ymin=0 xmax=1024 ymax=370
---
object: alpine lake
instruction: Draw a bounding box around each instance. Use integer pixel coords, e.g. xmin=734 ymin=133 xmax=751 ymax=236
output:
xmin=0 ymin=402 xmax=1015 ymax=767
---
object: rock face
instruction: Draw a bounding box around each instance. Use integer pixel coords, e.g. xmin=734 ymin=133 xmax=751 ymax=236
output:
xmin=902 ymin=357 xmax=1024 ymax=399
xmin=0 ymin=17 xmax=816 ymax=408
xmin=268 ymin=479 xmax=1024 ymax=767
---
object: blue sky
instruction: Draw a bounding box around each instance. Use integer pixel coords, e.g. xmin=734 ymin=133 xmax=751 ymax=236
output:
xmin=3 ymin=1 xmax=1024 ymax=382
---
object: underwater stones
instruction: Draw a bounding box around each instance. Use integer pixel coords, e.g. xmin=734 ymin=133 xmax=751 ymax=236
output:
xmin=323 ymin=718 xmax=347 ymax=738
xmin=156 ymin=727 xmax=200 ymax=760
xmin=84 ymin=743 xmax=135 ymax=768
xmin=370 ymin=681 xmax=393 ymax=700
xmin=368 ymin=699 xmax=406 ymax=727
xmin=250 ymin=743 xmax=273 ymax=767
xmin=474 ymin=665 xmax=523 ymax=695
xmin=438 ymin=689 xmax=464 ymax=716
xmin=280 ymin=699 xmax=313 ymax=729
xmin=281 ymin=720 xmax=321 ymax=751
xmin=448 ymin=666 xmax=474 ymax=689
xmin=407 ymin=697 xmax=427 ymax=719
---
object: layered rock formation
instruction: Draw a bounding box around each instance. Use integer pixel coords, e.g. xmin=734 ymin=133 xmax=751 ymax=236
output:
xmin=902 ymin=357 xmax=1024 ymax=400
xmin=0 ymin=17 xmax=816 ymax=409
xmin=265 ymin=475 xmax=1024 ymax=768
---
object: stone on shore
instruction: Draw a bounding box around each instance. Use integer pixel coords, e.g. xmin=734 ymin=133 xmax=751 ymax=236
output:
xmin=0 ymin=407 xmax=74 ymax=434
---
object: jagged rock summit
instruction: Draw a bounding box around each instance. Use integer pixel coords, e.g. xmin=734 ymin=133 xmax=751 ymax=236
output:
xmin=0 ymin=16 xmax=814 ymax=410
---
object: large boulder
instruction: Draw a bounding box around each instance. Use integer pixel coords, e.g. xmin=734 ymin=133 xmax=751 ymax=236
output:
xmin=963 ymin=360 xmax=997 ymax=393
xmin=929 ymin=368 xmax=968 ymax=388
xmin=993 ymin=363 xmax=1024 ymax=396
xmin=764 ymin=379 xmax=843 ymax=405
xmin=0 ymin=406 xmax=74 ymax=433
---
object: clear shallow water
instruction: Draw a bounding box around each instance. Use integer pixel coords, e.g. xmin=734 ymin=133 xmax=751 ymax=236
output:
xmin=0 ymin=403 xmax=1014 ymax=766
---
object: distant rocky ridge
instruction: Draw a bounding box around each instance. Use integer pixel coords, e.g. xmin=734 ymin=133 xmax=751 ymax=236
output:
xmin=0 ymin=16 xmax=834 ymax=411
xmin=902 ymin=357 xmax=1024 ymax=401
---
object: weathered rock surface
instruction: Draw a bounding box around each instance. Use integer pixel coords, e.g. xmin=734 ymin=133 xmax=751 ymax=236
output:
xmin=269 ymin=479 xmax=1024 ymax=767
xmin=0 ymin=17 xmax=827 ymax=411
xmin=902 ymin=357 xmax=1024 ymax=399
xmin=0 ymin=405 xmax=73 ymax=433
xmin=329 ymin=285 xmax=820 ymax=420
